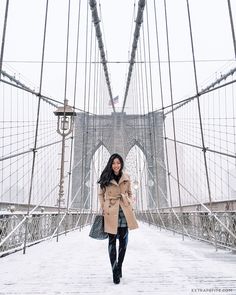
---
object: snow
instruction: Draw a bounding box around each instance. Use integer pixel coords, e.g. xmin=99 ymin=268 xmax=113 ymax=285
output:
xmin=0 ymin=223 xmax=236 ymax=295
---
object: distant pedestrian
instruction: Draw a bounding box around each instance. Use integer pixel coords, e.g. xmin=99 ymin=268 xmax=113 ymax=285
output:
xmin=98 ymin=153 xmax=139 ymax=284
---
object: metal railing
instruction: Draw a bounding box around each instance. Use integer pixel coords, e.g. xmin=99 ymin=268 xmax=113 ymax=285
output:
xmin=0 ymin=211 xmax=94 ymax=257
xmin=137 ymin=211 xmax=236 ymax=251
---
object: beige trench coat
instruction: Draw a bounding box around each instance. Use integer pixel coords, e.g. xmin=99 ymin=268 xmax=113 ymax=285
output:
xmin=98 ymin=173 xmax=139 ymax=234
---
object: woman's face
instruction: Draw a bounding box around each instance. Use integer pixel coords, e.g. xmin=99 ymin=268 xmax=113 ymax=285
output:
xmin=112 ymin=158 xmax=121 ymax=175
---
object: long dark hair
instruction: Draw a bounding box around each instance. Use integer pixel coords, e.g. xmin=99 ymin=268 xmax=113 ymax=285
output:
xmin=98 ymin=153 xmax=124 ymax=189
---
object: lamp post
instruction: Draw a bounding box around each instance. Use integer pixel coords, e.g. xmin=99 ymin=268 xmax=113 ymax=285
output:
xmin=54 ymin=99 xmax=76 ymax=240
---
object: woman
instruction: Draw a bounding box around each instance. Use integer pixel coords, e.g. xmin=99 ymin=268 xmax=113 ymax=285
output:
xmin=98 ymin=153 xmax=139 ymax=284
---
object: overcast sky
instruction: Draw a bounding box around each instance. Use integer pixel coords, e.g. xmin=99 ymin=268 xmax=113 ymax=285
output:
xmin=0 ymin=0 xmax=235 ymax=113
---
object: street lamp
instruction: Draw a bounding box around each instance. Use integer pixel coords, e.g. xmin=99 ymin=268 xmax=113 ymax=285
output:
xmin=54 ymin=99 xmax=76 ymax=208
xmin=54 ymin=99 xmax=76 ymax=136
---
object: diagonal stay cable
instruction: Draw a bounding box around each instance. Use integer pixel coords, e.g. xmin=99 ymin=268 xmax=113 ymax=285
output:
xmin=0 ymin=70 xmax=112 ymax=116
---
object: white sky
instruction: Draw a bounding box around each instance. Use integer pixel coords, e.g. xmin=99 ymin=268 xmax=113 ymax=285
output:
xmin=1 ymin=0 xmax=235 ymax=112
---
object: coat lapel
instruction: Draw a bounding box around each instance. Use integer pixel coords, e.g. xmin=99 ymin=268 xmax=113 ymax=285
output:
xmin=118 ymin=173 xmax=129 ymax=184
xmin=109 ymin=172 xmax=129 ymax=186
xmin=110 ymin=179 xmax=118 ymax=186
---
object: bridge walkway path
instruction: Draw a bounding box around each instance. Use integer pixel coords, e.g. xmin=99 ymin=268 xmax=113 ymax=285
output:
xmin=1 ymin=223 xmax=236 ymax=294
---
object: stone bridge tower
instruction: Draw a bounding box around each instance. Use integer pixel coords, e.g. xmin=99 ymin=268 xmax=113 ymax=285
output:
xmin=72 ymin=112 xmax=167 ymax=209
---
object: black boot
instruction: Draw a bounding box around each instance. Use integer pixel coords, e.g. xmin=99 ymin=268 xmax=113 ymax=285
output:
xmin=118 ymin=266 xmax=122 ymax=278
xmin=117 ymin=227 xmax=128 ymax=279
xmin=117 ymin=264 xmax=122 ymax=278
xmin=113 ymin=264 xmax=120 ymax=284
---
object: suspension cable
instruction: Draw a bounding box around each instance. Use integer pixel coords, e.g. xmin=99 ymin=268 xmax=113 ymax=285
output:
xmin=23 ymin=0 xmax=49 ymax=254
xmin=163 ymin=0 xmax=184 ymax=240
xmin=186 ymin=0 xmax=213 ymax=208
xmin=227 ymin=0 xmax=236 ymax=59
xmin=66 ymin=0 xmax=82 ymax=214
xmin=186 ymin=0 xmax=219 ymax=249
xmin=153 ymin=0 xmax=174 ymax=217
xmin=145 ymin=1 xmax=162 ymax=211
xmin=122 ymin=0 xmax=146 ymax=112
xmin=89 ymin=0 xmax=116 ymax=113
xmin=0 ymin=0 xmax=9 ymax=79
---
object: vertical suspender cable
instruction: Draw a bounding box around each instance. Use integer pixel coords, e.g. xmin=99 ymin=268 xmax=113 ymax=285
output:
xmin=82 ymin=22 xmax=93 ymax=209
xmin=0 ymin=0 xmax=9 ymax=208
xmin=140 ymin=32 xmax=155 ymax=222
xmin=65 ymin=0 xmax=82 ymax=230
xmin=153 ymin=0 xmax=174 ymax=228
xmin=138 ymin=42 xmax=149 ymax=213
xmin=56 ymin=0 xmax=72 ymax=242
xmin=186 ymin=0 xmax=212 ymax=208
xmin=23 ymin=0 xmax=49 ymax=254
xmin=163 ymin=0 xmax=184 ymax=240
xmin=141 ymin=28 xmax=150 ymax=112
xmin=135 ymin=48 xmax=144 ymax=213
xmin=145 ymin=1 xmax=166 ymax=228
xmin=81 ymin=1 xmax=89 ymax=209
xmin=87 ymin=24 xmax=93 ymax=116
xmin=91 ymin=40 xmax=99 ymax=212
xmin=186 ymin=0 xmax=217 ymax=249
xmin=145 ymin=2 xmax=160 ymax=210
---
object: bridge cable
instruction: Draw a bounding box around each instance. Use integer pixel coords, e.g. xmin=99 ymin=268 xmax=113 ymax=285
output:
xmin=80 ymin=1 xmax=90 ymax=210
xmin=81 ymin=19 xmax=98 ymax=210
xmin=150 ymin=72 xmax=236 ymax=115
xmin=185 ymin=0 xmax=219 ymax=249
xmin=135 ymin=49 xmax=145 ymax=213
xmin=138 ymin=39 xmax=150 ymax=211
xmin=23 ymin=0 xmax=50 ymax=254
xmin=186 ymin=0 xmax=213 ymax=209
xmin=89 ymin=0 xmax=116 ymax=113
xmin=128 ymin=1 xmax=137 ymax=57
xmin=142 ymin=0 xmax=168 ymax=227
xmin=137 ymin=27 xmax=157 ymax=218
xmin=54 ymin=0 xmax=73 ymax=242
xmin=122 ymin=0 xmax=146 ymax=113
xmin=98 ymin=1 xmax=108 ymax=63
xmin=163 ymin=0 xmax=184 ymax=240
xmin=140 ymin=4 xmax=158 ymax=221
xmin=0 ymin=69 xmax=112 ymax=116
xmin=0 ymin=0 xmax=9 ymax=80
xmin=145 ymin=1 xmax=163 ymax=215
xmin=153 ymin=0 xmax=174 ymax=228
xmin=124 ymin=0 xmax=137 ymax=109
xmin=90 ymin=36 xmax=98 ymax=212
xmin=65 ymin=0 xmax=82 ymax=216
xmin=227 ymin=0 xmax=236 ymax=59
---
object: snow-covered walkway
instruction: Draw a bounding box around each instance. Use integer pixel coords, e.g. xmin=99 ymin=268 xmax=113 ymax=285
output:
xmin=1 ymin=223 xmax=236 ymax=295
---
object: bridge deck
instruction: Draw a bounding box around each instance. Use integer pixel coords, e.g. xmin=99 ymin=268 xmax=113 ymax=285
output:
xmin=1 ymin=223 xmax=236 ymax=295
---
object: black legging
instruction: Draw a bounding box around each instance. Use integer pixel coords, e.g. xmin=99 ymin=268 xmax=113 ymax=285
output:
xmin=108 ymin=227 xmax=128 ymax=270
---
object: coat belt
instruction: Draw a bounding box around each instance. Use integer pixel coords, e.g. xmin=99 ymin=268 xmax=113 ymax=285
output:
xmin=107 ymin=194 xmax=130 ymax=206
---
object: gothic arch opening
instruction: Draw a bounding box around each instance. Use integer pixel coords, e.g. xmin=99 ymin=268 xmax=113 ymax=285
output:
xmin=125 ymin=145 xmax=149 ymax=210
xmin=89 ymin=145 xmax=110 ymax=211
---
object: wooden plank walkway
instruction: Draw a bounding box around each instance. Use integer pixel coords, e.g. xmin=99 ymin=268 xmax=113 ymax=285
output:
xmin=1 ymin=223 xmax=236 ymax=295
